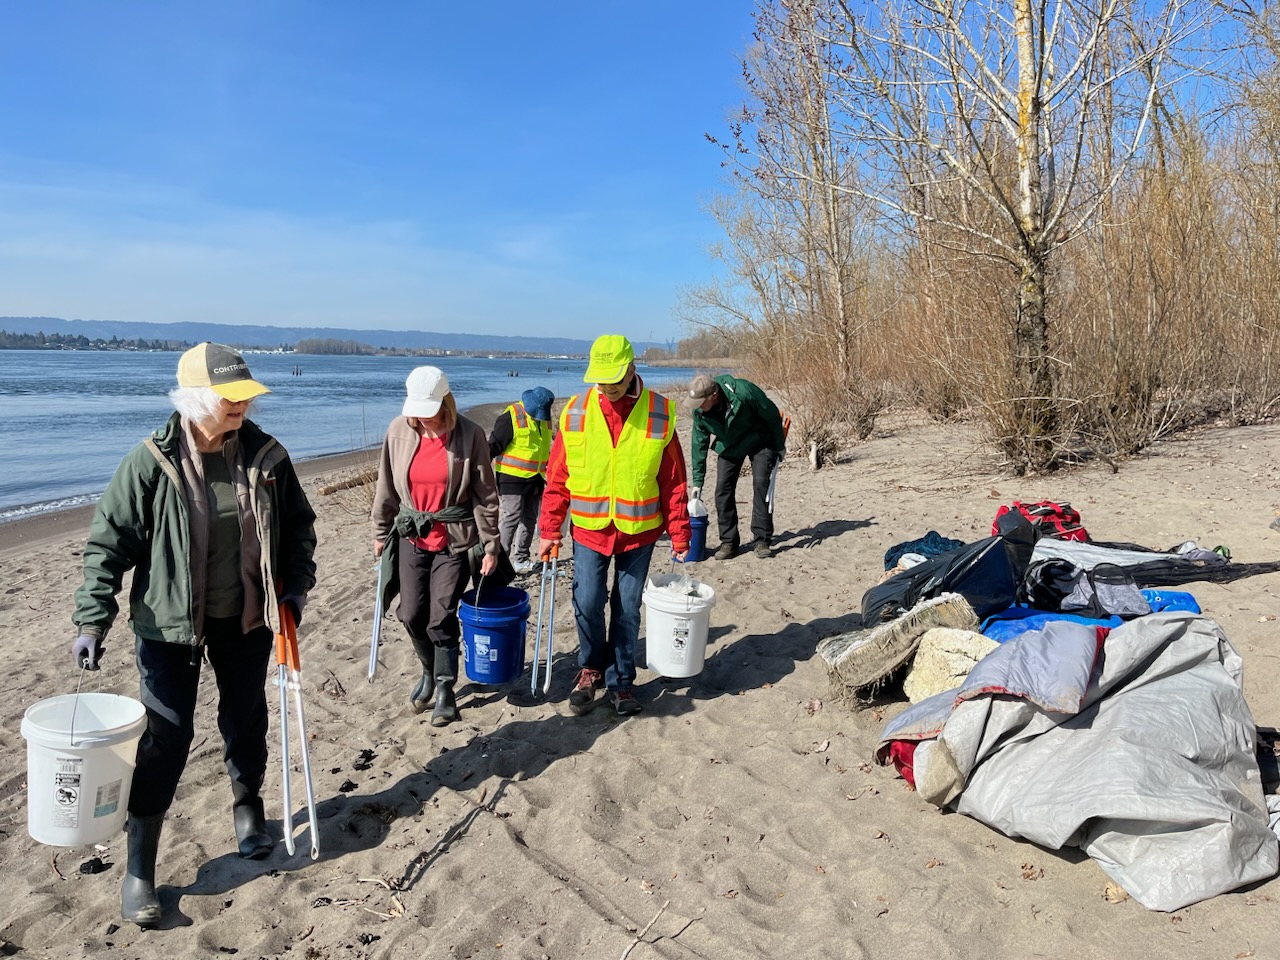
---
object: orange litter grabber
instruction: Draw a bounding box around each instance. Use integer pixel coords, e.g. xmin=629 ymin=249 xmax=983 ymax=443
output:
xmin=531 ymin=542 xmax=559 ymax=696
xmin=275 ymin=603 xmax=319 ymax=859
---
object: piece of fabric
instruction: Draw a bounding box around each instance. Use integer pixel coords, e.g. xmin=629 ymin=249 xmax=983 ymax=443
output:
xmin=571 ymin=540 xmax=654 ymax=692
xmin=884 ymin=531 xmax=967 ymax=571
xmin=877 ymin=613 xmax=1279 ymax=911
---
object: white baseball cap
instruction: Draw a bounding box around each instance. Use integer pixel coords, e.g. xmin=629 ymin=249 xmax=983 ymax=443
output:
xmin=402 ymin=366 xmax=450 ymax=418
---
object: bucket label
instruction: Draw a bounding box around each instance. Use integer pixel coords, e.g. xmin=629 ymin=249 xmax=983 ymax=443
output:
xmin=52 ymin=764 xmax=82 ymax=828
xmin=671 ymin=619 xmax=693 ymax=664
xmin=475 ymin=634 xmax=492 ymax=660
xmin=94 ymin=779 xmax=123 ymax=819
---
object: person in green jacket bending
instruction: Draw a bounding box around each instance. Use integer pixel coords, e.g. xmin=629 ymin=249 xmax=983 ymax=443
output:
xmin=685 ymin=373 xmax=787 ymax=559
xmin=71 ymin=342 xmax=317 ymax=927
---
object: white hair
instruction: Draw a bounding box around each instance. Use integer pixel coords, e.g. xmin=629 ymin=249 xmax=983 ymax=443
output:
xmin=169 ymin=386 xmax=252 ymax=426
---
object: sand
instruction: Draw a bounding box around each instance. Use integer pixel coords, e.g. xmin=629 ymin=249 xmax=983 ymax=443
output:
xmin=3 ymin=407 xmax=1280 ymax=959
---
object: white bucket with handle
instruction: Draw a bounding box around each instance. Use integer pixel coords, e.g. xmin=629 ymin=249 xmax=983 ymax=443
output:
xmin=643 ymin=573 xmax=716 ymax=678
xmin=21 ymin=692 xmax=147 ymax=846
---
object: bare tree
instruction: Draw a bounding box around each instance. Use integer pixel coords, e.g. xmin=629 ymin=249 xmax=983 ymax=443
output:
xmin=721 ymin=0 xmax=1225 ymax=470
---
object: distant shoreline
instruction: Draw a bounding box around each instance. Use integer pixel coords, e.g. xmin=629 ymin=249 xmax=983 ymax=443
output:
xmin=0 ymin=401 xmax=507 ymax=556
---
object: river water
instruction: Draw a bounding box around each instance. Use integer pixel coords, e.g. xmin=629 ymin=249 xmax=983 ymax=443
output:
xmin=0 ymin=350 xmax=698 ymax=520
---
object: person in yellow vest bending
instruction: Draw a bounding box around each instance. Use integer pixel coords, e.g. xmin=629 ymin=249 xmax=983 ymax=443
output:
xmin=538 ymin=335 xmax=691 ymax=717
xmin=488 ymin=386 xmax=555 ymax=574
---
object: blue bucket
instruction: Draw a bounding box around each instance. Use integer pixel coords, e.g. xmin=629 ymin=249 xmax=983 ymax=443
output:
xmin=678 ymin=515 xmax=709 ymax=563
xmin=459 ymin=586 xmax=531 ymax=685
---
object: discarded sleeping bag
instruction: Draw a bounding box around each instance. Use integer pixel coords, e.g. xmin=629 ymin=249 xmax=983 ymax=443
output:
xmin=992 ymin=499 xmax=1087 ymax=541
xmin=862 ymin=514 xmax=1037 ymax=624
xmin=1021 ymin=558 xmax=1152 ymax=619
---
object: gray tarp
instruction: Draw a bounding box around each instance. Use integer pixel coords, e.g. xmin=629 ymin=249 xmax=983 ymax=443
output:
xmin=877 ymin=612 xmax=1279 ymax=910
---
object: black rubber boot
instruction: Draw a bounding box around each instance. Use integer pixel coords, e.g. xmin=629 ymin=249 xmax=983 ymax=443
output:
xmin=408 ymin=633 xmax=436 ymax=714
xmin=409 ymin=670 xmax=436 ymax=715
xmin=121 ymin=813 xmax=164 ymax=926
xmin=431 ymin=646 xmax=460 ymax=728
xmin=231 ymin=785 xmax=273 ymax=860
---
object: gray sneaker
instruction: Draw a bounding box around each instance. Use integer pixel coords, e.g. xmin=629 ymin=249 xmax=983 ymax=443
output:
xmin=714 ymin=543 xmax=738 ymax=560
xmin=753 ymin=541 xmax=772 ymax=559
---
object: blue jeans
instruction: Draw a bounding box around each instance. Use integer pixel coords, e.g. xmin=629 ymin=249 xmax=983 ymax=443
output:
xmin=571 ymin=541 xmax=655 ymax=692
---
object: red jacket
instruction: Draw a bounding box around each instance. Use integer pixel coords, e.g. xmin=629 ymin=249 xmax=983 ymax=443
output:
xmin=540 ymin=377 xmax=691 ymax=556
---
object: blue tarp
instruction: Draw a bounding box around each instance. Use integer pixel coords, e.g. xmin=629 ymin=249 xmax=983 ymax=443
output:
xmin=980 ymin=590 xmax=1201 ymax=644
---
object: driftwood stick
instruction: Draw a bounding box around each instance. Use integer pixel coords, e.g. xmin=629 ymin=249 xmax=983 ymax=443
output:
xmin=318 ymin=469 xmax=377 ymax=495
xmin=619 ymin=899 xmax=670 ymax=960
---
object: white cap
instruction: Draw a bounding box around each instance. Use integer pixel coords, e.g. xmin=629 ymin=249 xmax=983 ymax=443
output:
xmin=402 ymin=366 xmax=450 ymax=418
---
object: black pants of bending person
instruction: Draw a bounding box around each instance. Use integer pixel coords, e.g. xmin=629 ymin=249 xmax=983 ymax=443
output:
xmin=714 ymin=447 xmax=778 ymax=549
xmin=396 ymin=539 xmax=469 ymax=667
xmin=129 ymin=617 xmax=274 ymax=817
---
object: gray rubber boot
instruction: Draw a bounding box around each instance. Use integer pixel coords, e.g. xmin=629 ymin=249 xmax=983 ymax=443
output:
xmin=431 ymin=646 xmax=460 ymax=727
xmin=231 ymin=783 xmax=273 ymax=860
xmin=121 ymin=813 xmax=164 ymax=926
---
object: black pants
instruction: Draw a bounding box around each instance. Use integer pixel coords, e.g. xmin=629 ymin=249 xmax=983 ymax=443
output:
xmin=397 ymin=540 xmax=469 ymax=669
xmin=715 ymin=448 xmax=778 ymax=548
xmin=129 ymin=618 xmax=274 ymax=817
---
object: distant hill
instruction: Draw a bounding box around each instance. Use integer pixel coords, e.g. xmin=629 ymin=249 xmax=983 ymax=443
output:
xmin=0 ymin=316 xmax=670 ymax=355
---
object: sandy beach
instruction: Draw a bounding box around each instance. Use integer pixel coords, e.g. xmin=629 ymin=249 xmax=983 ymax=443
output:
xmin=3 ymin=405 xmax=1280 ymax=959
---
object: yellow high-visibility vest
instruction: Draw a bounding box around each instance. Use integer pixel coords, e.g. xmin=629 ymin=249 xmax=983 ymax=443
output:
xmin=494 ymin=402 xmax=551 ymax=478
xmin=560 ymin=387 xmax=675 ymax=533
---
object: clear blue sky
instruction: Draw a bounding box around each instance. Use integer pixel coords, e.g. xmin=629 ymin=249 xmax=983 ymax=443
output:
xmin=0 ymin=2 xmax=754 ymax=343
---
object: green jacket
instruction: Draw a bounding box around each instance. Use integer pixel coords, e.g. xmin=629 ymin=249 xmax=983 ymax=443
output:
xmin=689 ymin=375 xmax=786 ymax=488
xmin=73 ymin=413 xmax=317 ymax=649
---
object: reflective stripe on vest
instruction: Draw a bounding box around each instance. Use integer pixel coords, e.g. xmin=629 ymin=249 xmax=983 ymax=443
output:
xmin=495 ymin=402 xmax=551 ymax=478
xmin=560 ymin=387 xmax=675 ymax=533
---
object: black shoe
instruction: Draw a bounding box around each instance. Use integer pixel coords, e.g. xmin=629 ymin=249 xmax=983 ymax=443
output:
xmin=714 ymin=543 xmax=738 ymax=560
xmin=568 ymin=668 xmax=603 ymax=715
xmin=611 ymin=690 xmax=642 ymax=716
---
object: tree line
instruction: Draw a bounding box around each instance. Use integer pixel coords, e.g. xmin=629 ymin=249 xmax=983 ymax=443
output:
xmin=0 ymin=331 xmax=191 ymax=351
xmin=683 ymin=0 xmax=1280 ymax=472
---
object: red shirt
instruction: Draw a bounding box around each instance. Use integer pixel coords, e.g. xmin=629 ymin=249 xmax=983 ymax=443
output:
xmin=408 ymin=433 xmax=449 ymax=552
xmin=539 ymin=377 xmax=691 ymax=556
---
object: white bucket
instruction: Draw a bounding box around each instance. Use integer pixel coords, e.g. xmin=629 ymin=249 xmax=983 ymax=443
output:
xmin=643 ymin=573 xmax=716 ymax=678
xmin=21 ymin=692 xmax=147 ymax=847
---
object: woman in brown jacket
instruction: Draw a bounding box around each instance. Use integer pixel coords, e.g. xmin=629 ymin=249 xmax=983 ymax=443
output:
xmin=371 ymin=366 xmax=500 ymax=726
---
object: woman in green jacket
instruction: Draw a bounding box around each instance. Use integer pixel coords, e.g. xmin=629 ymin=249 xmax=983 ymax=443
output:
xmin=71 ymin=342 xmax=317 ymax=926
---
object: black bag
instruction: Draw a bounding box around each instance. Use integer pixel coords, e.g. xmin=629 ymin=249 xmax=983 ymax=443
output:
xmin=862 ymin=513 xmax=1038 ymax=624
xmin=1022 ymin=559 xmax=1151 ymax=619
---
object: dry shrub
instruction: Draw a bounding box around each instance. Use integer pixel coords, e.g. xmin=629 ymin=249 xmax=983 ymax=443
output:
xmin=742 ymin=336 xmax=887 ymax=468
